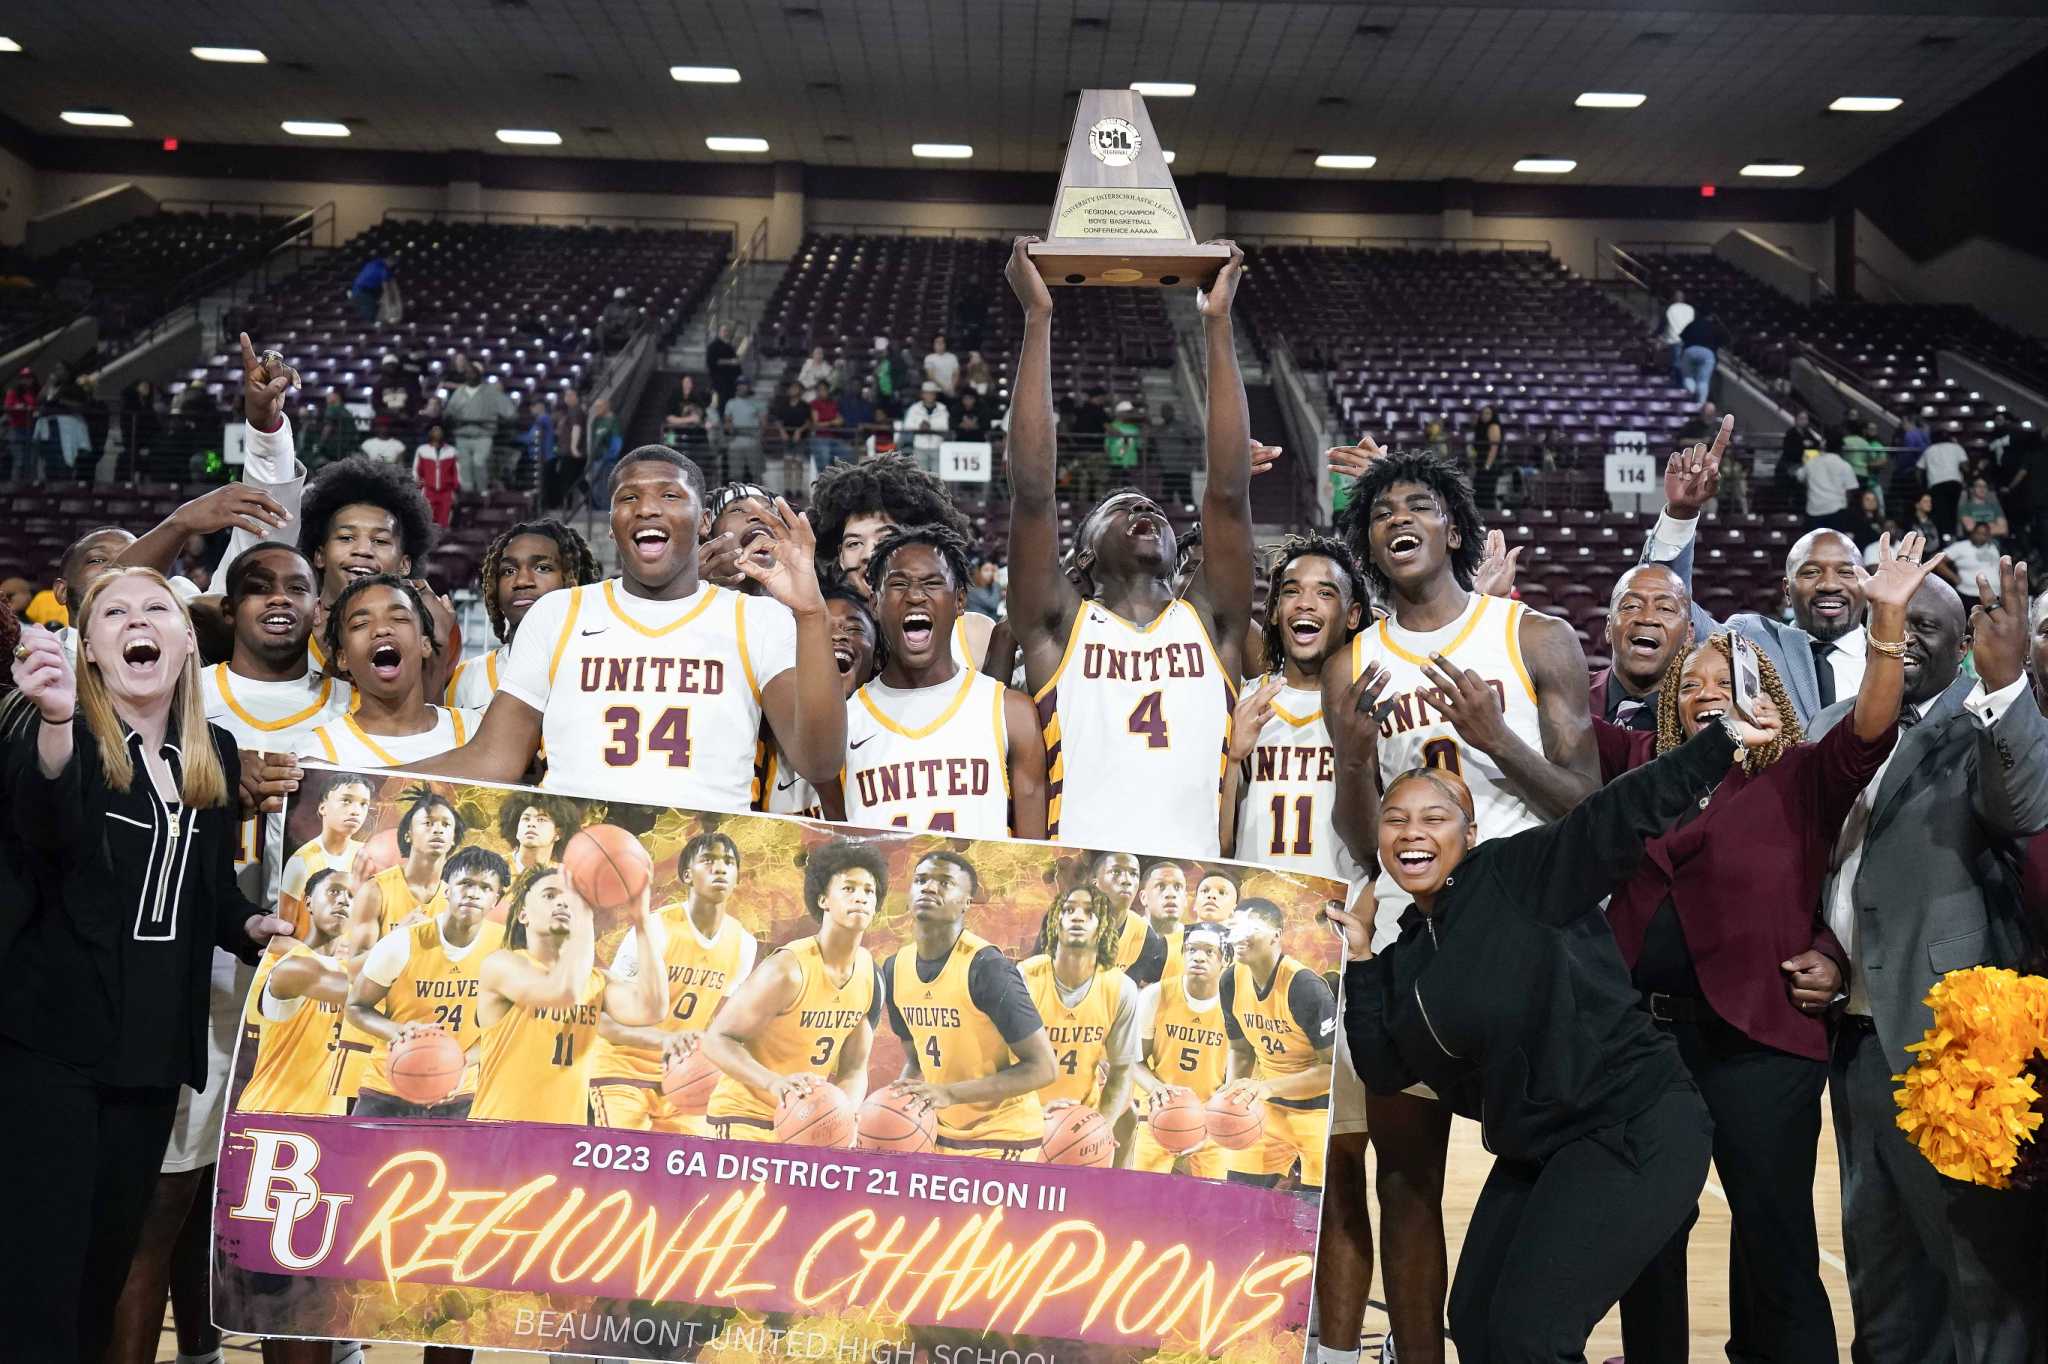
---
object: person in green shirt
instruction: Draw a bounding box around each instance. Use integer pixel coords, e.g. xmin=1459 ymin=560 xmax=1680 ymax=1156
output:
xmin=581 ymin=395 xmax=622 ymax=509
xmin=1840 ymin=419 xmax=1889 ymax=488
xmin=305 ymin=388 xmax=360 ymax=471
xmin=1105 ymin=399 xmax=1144 ymax=473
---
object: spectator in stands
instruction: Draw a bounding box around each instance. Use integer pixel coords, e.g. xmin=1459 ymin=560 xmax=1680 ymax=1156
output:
xmin=1795 ymin=443 xmax=1860 ymax=533
xmin=923 ymin=333 xmax=960 ymax=395
xmin=1904 ymin=490 xmax=1943 ymax=546
xmin=1843 ymin=488 xmax=1884 ymax=550
xmin=1470 ymin=403 xmax=1506 ymax=508
xmin=771 ymin=379 xmax=812 ymax=490
xmin=1959 ymin=475 xmax=2009 ymax=540
xmin=963 ymin=349 xmax=993 ymax=396
xmin=1942 ymin=521 xmax=2003 ymax=603
xmin=114 ymin=380 xmax=162 ymax=484
xmin=1995 ymin=420 xmax=2038 ymax=555
xmin=1920 ymin=428 xmax=1969 ymax=537
xmin=835 ymin=380 xmax=876 ymax=441
xmin=1536 ymin=421 xmax=1571 ymax=470
xmin=306 ymin=388 xmax=360 ymax=471
xmin=1106 ymin=399 xmax=1144 ymax=483
xmin=350 ymin=250 xmax=395 ymax=322
xmin=0 ymin=577 xmax=27 ymax=616
xmin=586 ymin=396 xmax=621 ymax=500
xmin=4 ymin=366 xmax=34 ymax=482
xmin=1676 ymin=401 xmax=1719 ymax=444
xmin=897 ymin=381 xmax=950 ymax=472
xmin=872 ymin=338 xmax=904 ymax=403
xmin=798 ymin=345 xmax=835 ymax=399
xmin=1677 ymin=311 xmax=1728 ymax=402
xmin=359 ymin=414 xmax=406 ymax=467
xmin=444 ymin=364 xmax=516 ymax=493
xmin=809 ymin=384 xmax=850 ymax=468
xmin=1898 ymin=412 xmax=1931 ymax=464
xmin=1779 ymin=408 xmax=1823 ymax=489
xmin=966 ymin=559 xmax=1004 ymax=619
xmin=1421 ymin=413 xmax=1449 ymax=462
xmin=954 ymin=389 xmax=989 ymax=439
xmin=705 ymin=321 xmax=743 ymax=405
xmin=1593 ymin=564 xmax=1693 ymax=730
xmin=662 ymin=373 xmax=710 ymax=455
xmin=413 ymin=424 xmax=459 ymax=528
xmin=523 ymin=397 xmax=556 ymax=495
xmin=721 ymin=376 xmax=765 ymax=484
xmin=1841 ymin=420 xmax=1888 ymax=494
xmin=372 ymin=353 xmax=418 ymax=425
xmin=1662 ymin=288 xmax=1694 ymax=377
xmin=597 ymin=286 xmax=637 ymax=351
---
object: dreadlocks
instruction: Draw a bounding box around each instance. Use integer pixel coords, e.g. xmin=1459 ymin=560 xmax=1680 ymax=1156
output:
xmin=1654 ymin=631 xmax=1804 ymax=774
xmin=477 ymin=519 xmax=601 ymax=642
xmin=864 ymin=523 xmax=973 ymax=600
xmin=1035 ymin=883 xmax=1123 ymax=968
xmin=1333 ymin=448 xmax=1484 ymax=599
xmin=809 ymin=453 xmax=974 ymax=564
xmin=1260 ymin=531 xmax=1371 ymax=668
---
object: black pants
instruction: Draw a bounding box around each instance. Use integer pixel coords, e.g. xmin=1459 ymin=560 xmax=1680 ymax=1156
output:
xmin=0 ymin=1038 xmax=178 ymax=1362
xmin=1447 ymin=1085 xmax=1712 ymax=1364
xmin=1931 ymin=481 xmax=1963 ymax=539
xmin=1620 ymin=1016 xmax=1835 ymax=1364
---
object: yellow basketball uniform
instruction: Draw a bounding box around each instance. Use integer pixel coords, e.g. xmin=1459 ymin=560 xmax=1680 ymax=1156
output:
xmin=278 ymin=834 xmax=364 ymax=938
xmin=1223 ymin=956 xmax=1337 ymax=1188
xmin=237 ymin=944 xmax=346 ymax=1117
xmin=706 ymin=937 xmax=879 ymax=1141
xmin=1158 ymin=922 xmax=1187 ymax=984
xmin=841 ymin=669 xmax=1012 ymax=837
xmin=355 ymin=919 xmax=506 ymax=1103
xmin=299 ymin=706 xmax=476 ymax=769
xmin=1111 ymin=909 xmax=1150 ymax=974
xmin=1020 ymin=955 xmax=1129 ymax=1109
xmin=333 ymin=865 xmax=449 ymax=1100
xmin=202 ymin=663 xmax=352 ymax=903
xmin=472 ymin=959 xmax=609 ymax=1126
xmin=1132 ymin=977 xmax=1232 ymax=1179
xmin=589 ymin=908 xmax=758 ymax=1134
xmin=887 ymin=931 xmax=1043 ymax=1159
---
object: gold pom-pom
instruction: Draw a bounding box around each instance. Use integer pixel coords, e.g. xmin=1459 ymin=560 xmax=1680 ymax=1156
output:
xmin=1894 ymin=967 xmax=2048 ymax=1189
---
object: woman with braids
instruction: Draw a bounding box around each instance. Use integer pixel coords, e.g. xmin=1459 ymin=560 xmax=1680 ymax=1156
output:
xmin=807 ymin=451 xmax=996 ymax=669
xmin=1019 ymin=882 xmax=1141 ymax=1126
xmin=1587 ymin=532 xmax=1940 ymax=1364
xmin=446 ymin=519 xmax=601 ymax=710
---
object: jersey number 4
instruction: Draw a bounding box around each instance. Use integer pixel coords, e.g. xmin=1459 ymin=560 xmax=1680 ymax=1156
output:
xmin=1127 ymin=691 xmax=1169 ymax=749
xmin=605 ymin=706 xmax=693 ymax=768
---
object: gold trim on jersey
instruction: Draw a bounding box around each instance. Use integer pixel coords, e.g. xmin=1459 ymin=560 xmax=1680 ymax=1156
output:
xmin=1504 ymin=600 xmax=1538 ymax=704
xmin=990 ymin=678 xmax=1010 ymax=797
xmin=857 ymin=667 xmax=978 ymax=741
xmin=445 ymin=648 xmax=501 ymax=706
xmin=1031 ymin=608 xmax=1089 ymax=704
xmin=333 ymin=707 xmax=467 ymax=767
xmin=1373 ymin=593 xmax=1494 ymax=669
xmin=1262 ymin=676 xmax=1322 ymax=728
xmin=734 ymin=591 xmax=763 ymax=704
xmin=603 ymin=579 xmax=721 ymax=639
xmin=547 ymin=587 xmax=584 ymax=686
xmin=1179 ymin=601 xmax=1240 ymax=701
xmin=213 ymin=664 xmax=337 ymax=732
xmin=952 ymin=617 xmax=977 ymax=673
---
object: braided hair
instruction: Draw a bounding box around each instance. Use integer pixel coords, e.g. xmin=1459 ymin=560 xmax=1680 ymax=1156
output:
xmin=1260 ymin=532 xmax=1371 ymax=669
xmin=864 ymin=523 xmax=973 ymax=600
xmin=477 ymin=519 xmax=601 ymax=642
xmin=1035 ymin=883 xmax=1123 ymax=968
xmin=1653 ymin=632 xmax=1804 ymax=774
xmin=1332 ymin=448 xmax=1484 ymax=599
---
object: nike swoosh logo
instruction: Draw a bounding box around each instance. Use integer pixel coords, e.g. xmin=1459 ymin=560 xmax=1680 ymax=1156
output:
xmin=580 ymin=627 xmax=608 ymax=637
xmin=849 ymin=736 xmax=874 ymax=749
xmin=776 ymin=776 xmax=799 ymax=791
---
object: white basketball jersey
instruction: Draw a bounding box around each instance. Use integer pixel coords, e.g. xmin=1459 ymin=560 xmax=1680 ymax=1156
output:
xmin=1038 ymin=599 xmax=1233 ymax=859
xmin=299 ymin=706 xmax=478 ymax=769
xmin=842 ymin=669 xmax=1011 ymax=836
xmin=201 ymin=664 xmax=353 ymax=901
xmin=444 ymin=643 xmax=509 ymax=711
xmin=1233 ymin=678 xmax=1361 ymax=883
xmin=759 ymin=742 xmax=823 ymax=819
xmin=501 ymin=580 xmax=797 ymax=813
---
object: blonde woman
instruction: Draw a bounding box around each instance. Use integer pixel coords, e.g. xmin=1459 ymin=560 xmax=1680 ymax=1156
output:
xmin=0 ymin=567 xmax=293 ymax=1361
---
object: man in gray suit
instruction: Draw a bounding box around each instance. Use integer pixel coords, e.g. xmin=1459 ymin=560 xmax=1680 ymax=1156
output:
xmin=1642 ymin=416 xmax=1871 ymax=727
xmin=1809 ymin=557 xmax=2046 ymax=1363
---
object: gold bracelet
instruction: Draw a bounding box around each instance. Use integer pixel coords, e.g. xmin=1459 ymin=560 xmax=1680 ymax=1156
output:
xmin=1868 ymin=636 xmax=1908 ymax=658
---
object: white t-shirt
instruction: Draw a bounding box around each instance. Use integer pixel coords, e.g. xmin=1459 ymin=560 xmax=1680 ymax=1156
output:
xmin=1664 ymin=301 xmax=1695 ymax=344
xmin=898 ymin=401 xmax=949 ymax=450
xmin=1921 ymin=441 xmax=1967 ymax=488
xmin=359 ymin=435 xmax=407 ymax=465
xmin=1797 ymin=451 xmax=1860 ymax=516
xmin=924 ymin=350 xmax=960 ymax=393
xmin=1946 ymin=538 xmax=2003 ymax=598
xmin=362 ymin=917 xmax=489 ymax=986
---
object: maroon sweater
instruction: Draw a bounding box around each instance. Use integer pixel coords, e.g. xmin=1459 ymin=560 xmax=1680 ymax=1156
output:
xmin=1595 ymin=717 xmax=1896 ymax=1061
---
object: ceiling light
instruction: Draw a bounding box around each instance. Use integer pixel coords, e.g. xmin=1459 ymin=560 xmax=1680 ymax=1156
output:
xmin=61 ymin=111 xmax=133 ymax=128
xmin=1315 ymin=153 xmax=1377 ymax=169
xmin=1575 ymin=92 xmax=1645 ymax=108
xmin=282 ymin=121 xmax=350 ymax=138
xmin=192 ymin=46 xmax=267 ymax=63
xmin=1162 ymin=150 xmax=1176 ymax=163
xmin=671 ymin=65 xmax=741 ymax=83
xmin=496 ymin=128 xmax=562 ymax=146
xmin=1130 ymin=82 xmax=1196 ymax=97
xmin=705 ymin=135 xmax=769 ymax=153
xmin=1829 ymin=96 xmax=1901 ymax=112
xmin=0 ymin=37 xmax=21 ymax=53
xmin=1513 ymin=157 xmax=1576 ymax=174
xmin=912 ymin=143 xmax=972 ymax=158
xmin=1740 ymin=162 xmax=1805 ymax=177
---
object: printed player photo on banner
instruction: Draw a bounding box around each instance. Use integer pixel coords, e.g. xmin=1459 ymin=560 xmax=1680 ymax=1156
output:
xmin=211 ymin=766 xmax=1346 ymax=1362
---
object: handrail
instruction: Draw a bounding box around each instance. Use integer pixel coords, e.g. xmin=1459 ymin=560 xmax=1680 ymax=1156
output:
xmin=113 ymin=201 xmax=339 ymax=357
xmin=805 ymin=222 xmax=1018 ymax=241
xmin=1234 ymin=233 xmax=1553 ymax=254
xmin=381 ymin=207 xmax=739 ymax=238
xmin=700 ymin=216 xmax=771 ymax=358
xmin=1851 ymin=257 xmax=1913 ymax=305
xmin=158 ymin=198 xmax=317 ymax=220
xmin=1266 ymin=332 xmax=1333 ymax=526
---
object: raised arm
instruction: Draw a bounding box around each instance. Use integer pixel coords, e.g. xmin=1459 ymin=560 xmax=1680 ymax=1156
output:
xmin=1323 ymin=652 xmax=1389 ymax=873
xmin=601 ymin=893 xmax=667 ymax=1028
xmin=1001 ymin=237 xmax=1079 ymax=686
xmin=1188 ymin=243 xmax=1253 ymax=674
xmin=1851 ymin=532 xmax=1941 ymax=742
xmin=1002 ymin=688 xmax=1049 ymax=839
xmin=696 ymin=951 xmax=813 ymax=1102
xmin=1964 ymin=558 xmax=2048 ymax=838
xmin=1639 ymin=415 xmax=1732 ymax=643
xmin=1417 ymin=612 xmax=1599 ymax=819
xmin=749 ymin=503 xmax=847 ymax=785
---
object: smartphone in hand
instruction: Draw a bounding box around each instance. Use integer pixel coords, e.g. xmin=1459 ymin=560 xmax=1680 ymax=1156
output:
xmin=1730 ymin=635 xmax=1763 ymax=724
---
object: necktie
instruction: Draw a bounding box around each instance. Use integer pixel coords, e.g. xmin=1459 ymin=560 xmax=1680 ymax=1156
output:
xmin=1613 ymin=697 xmax=1645 ymax=727
xmin=1810 ymin=640 xmax=1837 ymax=708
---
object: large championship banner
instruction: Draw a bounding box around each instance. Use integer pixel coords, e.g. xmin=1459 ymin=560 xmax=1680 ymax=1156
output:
xmin=212 ymin=769 xmax=1345 ymax=1362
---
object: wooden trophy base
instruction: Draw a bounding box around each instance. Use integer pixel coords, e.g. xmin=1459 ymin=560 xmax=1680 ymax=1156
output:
xmin=1027 ymin=240 xmax=1233 ymax=289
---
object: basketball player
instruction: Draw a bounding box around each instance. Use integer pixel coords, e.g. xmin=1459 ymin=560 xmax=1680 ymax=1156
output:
xmin=810 ymin=451 xmax=994 ymax=668
xmin=301 ymin=575 xmax=479 ymax=768
xmin=761 ymin=586 xmax=878 ymax=820
xmin=497 ymin=793 xmax=582 ymax=878
xmin=1083 ymin=850 xmax=1169 ymax=986
xmin=1223 ymin=534 xmax=1368 ymax=882
xmin=237 ymin=869 xmax=355 ymax=1115
xmin=446 ymin=519 xmax=601 ymax=709
xmin=347 ymin=848 xmax=512 ymax=1119
xmin=835 ymin=525 xmax=1046 ymax=837
xmin=346 ymin=790 xmax=462 ymax=948
xmin=1218 ymin=899 xmax=1336 ymax=1196
xmin=883 ymin=851 xmax=1056 ymax=1160
xmin=278 ymin=774 xmax=371 ymax=934
xmin=1020 ymin=885 xmax=1139 ymax=1123
xmin=589 ymin=832 xmax=759 ymax=1134
xmin=1131 ymin=924 xmax=1231 ymax=1179
xmin=1325 ymin=446 xmax=1598 ymax=1364
xmin=408 ymin=448 xmax=847 ymax=815
xmin=1138 ymin=859 xmax=1193 ymax=985
xmin=701 ymin=838 xmax=886 ymax=1140
xmin=472 ymin=865 xmax=667 ymax=1126
xmin=1005 ymin=237 xmax=1253 ymax=861
xmin=1191 ymin=868 xmax=1239 ymax=924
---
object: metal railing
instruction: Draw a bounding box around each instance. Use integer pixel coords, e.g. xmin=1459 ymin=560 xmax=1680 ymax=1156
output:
xmin=380 ymin=208 xmax=741 ymax=239
xmin=806 ymin=222 xmax=1022 ymax=241
xmin=1236 ymin=233 xmax=1554 ymax=254
xmin=115 ymin=201 xmax=339 ymax=356
xmin=159 ymin=198 xmax=318 ymax=221
xmin=699 ymin=216 xmax=771 ymax=356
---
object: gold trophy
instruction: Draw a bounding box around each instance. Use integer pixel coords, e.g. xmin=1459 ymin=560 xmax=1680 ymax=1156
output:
xmin=1028 ymin=88 xmax=1231 ymax=288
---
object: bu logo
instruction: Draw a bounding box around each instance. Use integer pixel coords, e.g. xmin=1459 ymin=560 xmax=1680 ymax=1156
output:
xmin=226 ymin=1130 xmax=353 ymax=1271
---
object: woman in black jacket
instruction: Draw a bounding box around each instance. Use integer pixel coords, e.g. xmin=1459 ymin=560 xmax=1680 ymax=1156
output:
xmin=1328 ymin=714 xmax=1771 ymax=1364
xmin=0 ymin=567 xmax=292 ymax=1361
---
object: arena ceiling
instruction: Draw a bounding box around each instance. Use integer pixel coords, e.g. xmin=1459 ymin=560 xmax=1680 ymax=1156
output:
xmin=2 ymin=1 xmax=2045 ymax=188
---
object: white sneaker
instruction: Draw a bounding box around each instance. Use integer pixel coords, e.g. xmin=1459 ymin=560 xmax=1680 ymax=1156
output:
xmin=1380 ymin=1335 xmax=1397 ymax=1363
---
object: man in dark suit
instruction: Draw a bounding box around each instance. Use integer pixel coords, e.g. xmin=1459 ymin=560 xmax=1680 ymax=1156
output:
xmin=1590 ymin=563 xmax=1692 ymax=729
xmin=1809 ymin=557 xmax=2047 ymax=1364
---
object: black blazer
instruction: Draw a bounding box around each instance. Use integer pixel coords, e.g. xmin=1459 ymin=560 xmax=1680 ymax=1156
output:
xmin=0 ymin=714 xmax=263 ymax=1088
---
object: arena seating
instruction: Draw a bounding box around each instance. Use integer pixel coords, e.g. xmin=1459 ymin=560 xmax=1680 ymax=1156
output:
xmin=757 ymin=233 xmax=1175 ymax=398
xmin=177 ymin=221 xmax=732 ymax=413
